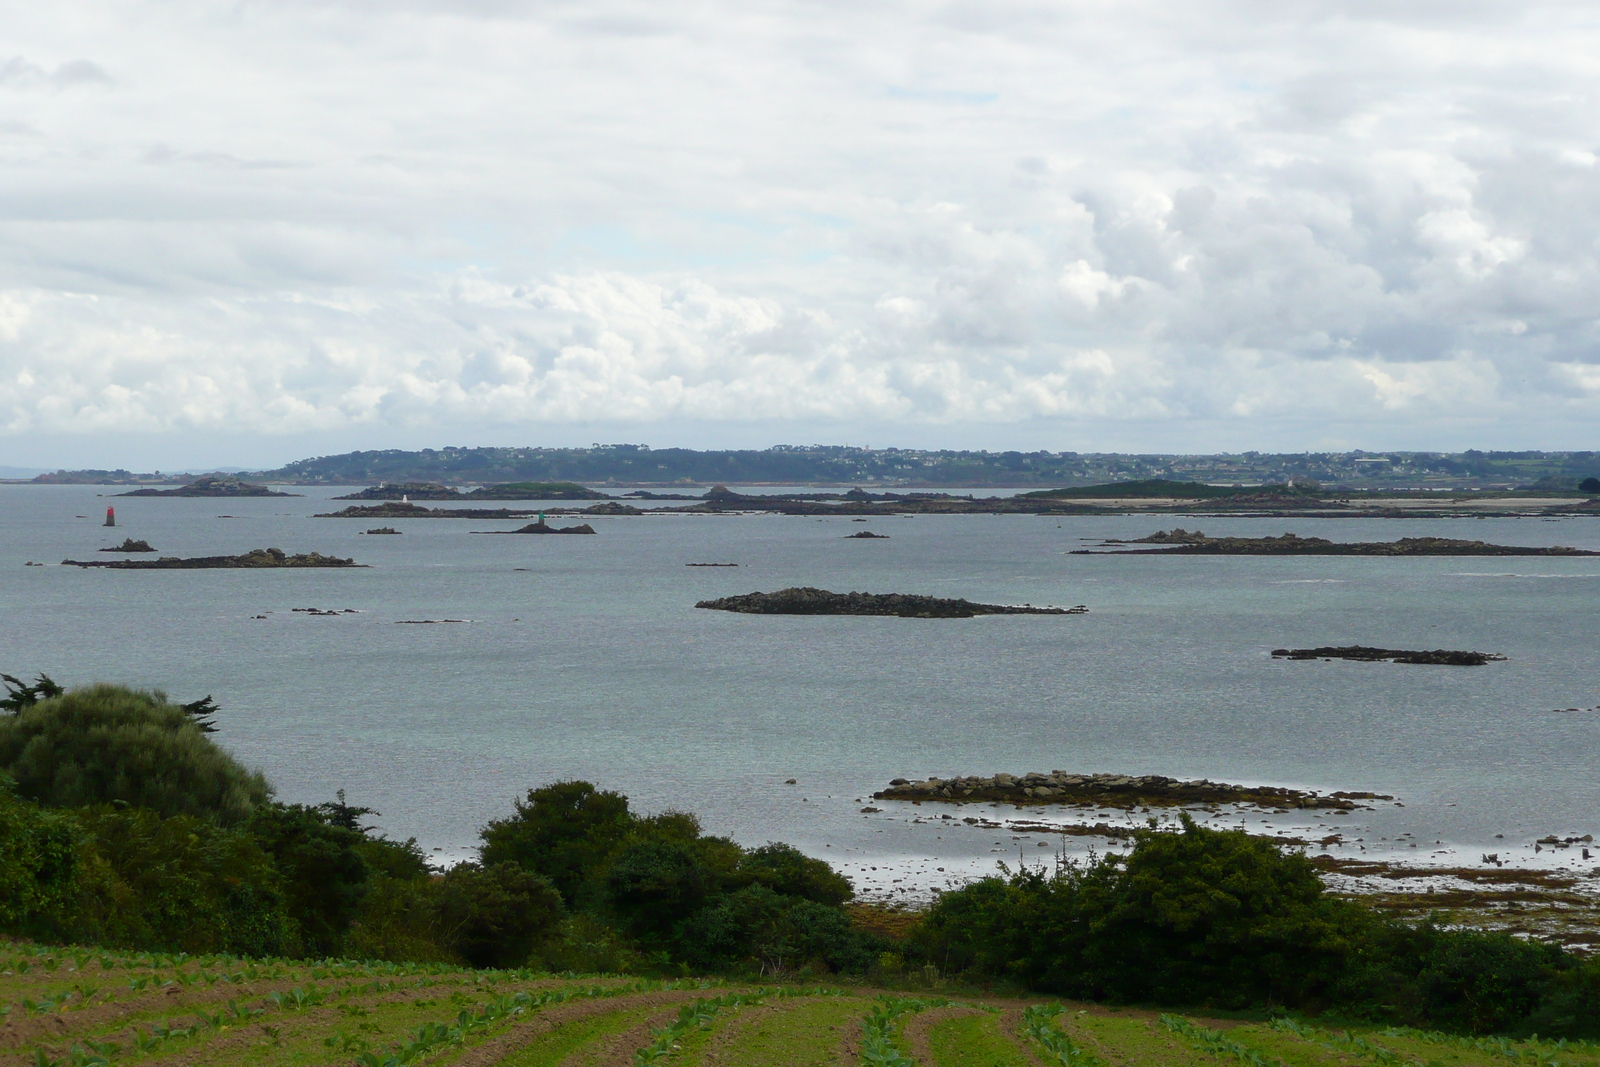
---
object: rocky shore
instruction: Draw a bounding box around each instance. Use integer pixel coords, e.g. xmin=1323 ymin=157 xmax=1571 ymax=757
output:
xmin=1272 ymin=645 xmax=1507 ymax=665
xmin=696 ymin=587 xmax=1087 ymax=618
xmin=1079 ymin=529 xmax=1600 ymax=556
xmin=873 ymin=771 xmax=1391 ymax=810
xmin=62 ymin=547 xmax=363 ymax=569
xmin=116 ymin=475 xmax=296 ymax=497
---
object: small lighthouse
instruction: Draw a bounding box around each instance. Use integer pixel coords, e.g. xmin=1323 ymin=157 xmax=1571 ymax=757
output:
xmin=104 ymin=506 xmax=116 ymax=527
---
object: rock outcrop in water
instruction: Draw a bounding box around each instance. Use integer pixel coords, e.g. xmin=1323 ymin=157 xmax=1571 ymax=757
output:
xmin=1272 ymin=646 xmax=1506 ymax=665
xmin=62 ymin=547 xmax=363 ymax=569
xmin=497 ymin=521 xmax=596 ymax=535
xmin=117 ymin=475 xmax=296 ymax=497
xmin=1079 ymin=529 xmax=1600 ymax=556
xmin=845 ymin=531 xmax=889 ymax=538
xmin=874 ymin=771 xmax=1391 ymax=810
xmin=99 ymin=538 xmax=156 ymax=552
xmin=696 ymin=587 xmax=1086 ymax=618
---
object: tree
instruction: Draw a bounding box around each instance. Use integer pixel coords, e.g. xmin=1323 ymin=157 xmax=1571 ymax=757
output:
xmin=479 ymin=781 xmax=635 ymax=907
xmin=1580 ymin=476 xmax=1600 ymax=494
xmin=244 ymin=804 xmax=370 ymax=956
xmin=0 ymin=684 xmax=270 ymax=823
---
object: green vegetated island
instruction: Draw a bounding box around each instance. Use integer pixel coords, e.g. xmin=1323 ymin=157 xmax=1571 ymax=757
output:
xmin=696 ymin=587 xmax=1086 ymax=618
xmin=0 ymin=672 xmax=1596 ymax=1066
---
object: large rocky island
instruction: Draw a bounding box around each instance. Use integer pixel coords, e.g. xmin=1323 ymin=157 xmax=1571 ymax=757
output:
xmin=696 ymin=587 xmax=1086 ymax=618
xmin=116 ymin=475 xmax=297 ymax=497
xmin=1078 ymin=529 xmax=1600 ymax=555
xmin=874 ymin=771 xmax=1391 ymax=811
xmin=62 ymin=547 xmax=362 ymax=569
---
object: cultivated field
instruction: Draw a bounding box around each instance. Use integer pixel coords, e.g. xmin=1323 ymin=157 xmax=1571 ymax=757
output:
xmin=2 ymin=944 xmax=1597 ymax=1067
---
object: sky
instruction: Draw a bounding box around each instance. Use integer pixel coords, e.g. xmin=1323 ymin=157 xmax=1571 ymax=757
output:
xmin=2 ymin=0 xmax=1599 ymax=469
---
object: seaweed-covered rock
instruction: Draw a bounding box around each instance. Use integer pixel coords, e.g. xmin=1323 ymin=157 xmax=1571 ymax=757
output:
xmin=62 ymin=548 xmax=363 ymax=569
xmin=695 ymin=587 xmax=1084 ymax=618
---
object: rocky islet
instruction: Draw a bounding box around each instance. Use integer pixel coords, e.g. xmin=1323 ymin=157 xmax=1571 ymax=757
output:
xmin=874 ymin=771 xmax=1393 ymax=811
xmin=695 ymin=587 xmax=1087 ymax=618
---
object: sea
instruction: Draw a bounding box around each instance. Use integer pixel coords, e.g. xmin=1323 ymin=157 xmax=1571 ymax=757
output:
xmin=2 ymin=484 xmax=1597 ymax=901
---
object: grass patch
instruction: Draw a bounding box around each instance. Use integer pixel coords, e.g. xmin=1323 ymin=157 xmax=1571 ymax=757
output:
xmin=927 ymin=1012 xmax=1036 ymax=1067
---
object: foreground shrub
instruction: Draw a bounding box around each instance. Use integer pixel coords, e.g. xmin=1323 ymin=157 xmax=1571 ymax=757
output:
xmin=479 ymin=781 xmax=634 ymax=908
xmin=438 ymin=861 xmax=565 ymax=968
xmin=66 ymin=805 xmax=290 ymax=956
xmin=0 ymin=778 xmax=77 ymax=934
xmin=0 ymin=684 xmax=270 ymax=822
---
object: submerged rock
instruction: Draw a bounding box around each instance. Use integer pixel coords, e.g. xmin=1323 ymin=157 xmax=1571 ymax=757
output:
xmin=695 ymin=587 xmax=1086 ymax=618
xmin=62 ymin=547 xmax=363 ymax=569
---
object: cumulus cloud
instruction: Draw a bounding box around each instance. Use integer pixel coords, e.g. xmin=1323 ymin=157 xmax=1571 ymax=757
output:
xmin=2 ymin=0 xmax=1600 ymax=456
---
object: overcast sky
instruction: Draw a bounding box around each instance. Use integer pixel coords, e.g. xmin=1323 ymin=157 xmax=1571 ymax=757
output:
xmin=3 ymin=0 xmax=1599 ymax=468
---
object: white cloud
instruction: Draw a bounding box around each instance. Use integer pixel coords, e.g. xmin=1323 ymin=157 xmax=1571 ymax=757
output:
xmin=3 ymin=0 xmax=1600 ymax=457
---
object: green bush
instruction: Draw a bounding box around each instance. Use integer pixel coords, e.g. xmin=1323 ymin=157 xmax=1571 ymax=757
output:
xmin=739 ymin=843 xmax=854 ymax=905
xmin=0 ymin=684 xmax=270 ymax=823
xmin=438 ymin=861 xmax=564 ymax=969
xmin=66 ymin=805 xmax=290 ymax=956
xmin=917 ymin=817 xmax=1372 ymax=1008
xmin=0 ymin=777 xmax=78 ymax=934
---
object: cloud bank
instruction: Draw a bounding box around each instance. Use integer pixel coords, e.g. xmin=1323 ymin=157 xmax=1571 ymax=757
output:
xmin=3 ymin=0 xmax=1599 ymax=458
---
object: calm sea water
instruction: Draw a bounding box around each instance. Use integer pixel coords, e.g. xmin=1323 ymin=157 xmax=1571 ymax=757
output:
xmin=2 ymin=484 xmax=1597 ymax=898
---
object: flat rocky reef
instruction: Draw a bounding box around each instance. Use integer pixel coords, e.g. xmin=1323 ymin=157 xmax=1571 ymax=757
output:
xmin=1273 ymin=645 xmax=1506 ymax=665
xmin=116 ymin=475 xmax=296 ymax=497
xmin=874 ymin=770 xmax=1391 ymax=810
xmin=695 ymin=586 xmax=1086 ymax=618
xmin=62 ymin=547 xmax=362 ymax=569
xmin=1078 ymin=528 xmax=1600 ymax=555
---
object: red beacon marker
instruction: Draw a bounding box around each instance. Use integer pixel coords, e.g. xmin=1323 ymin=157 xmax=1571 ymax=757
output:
xmin=104 ymin=506 xmax=116 ymax=527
